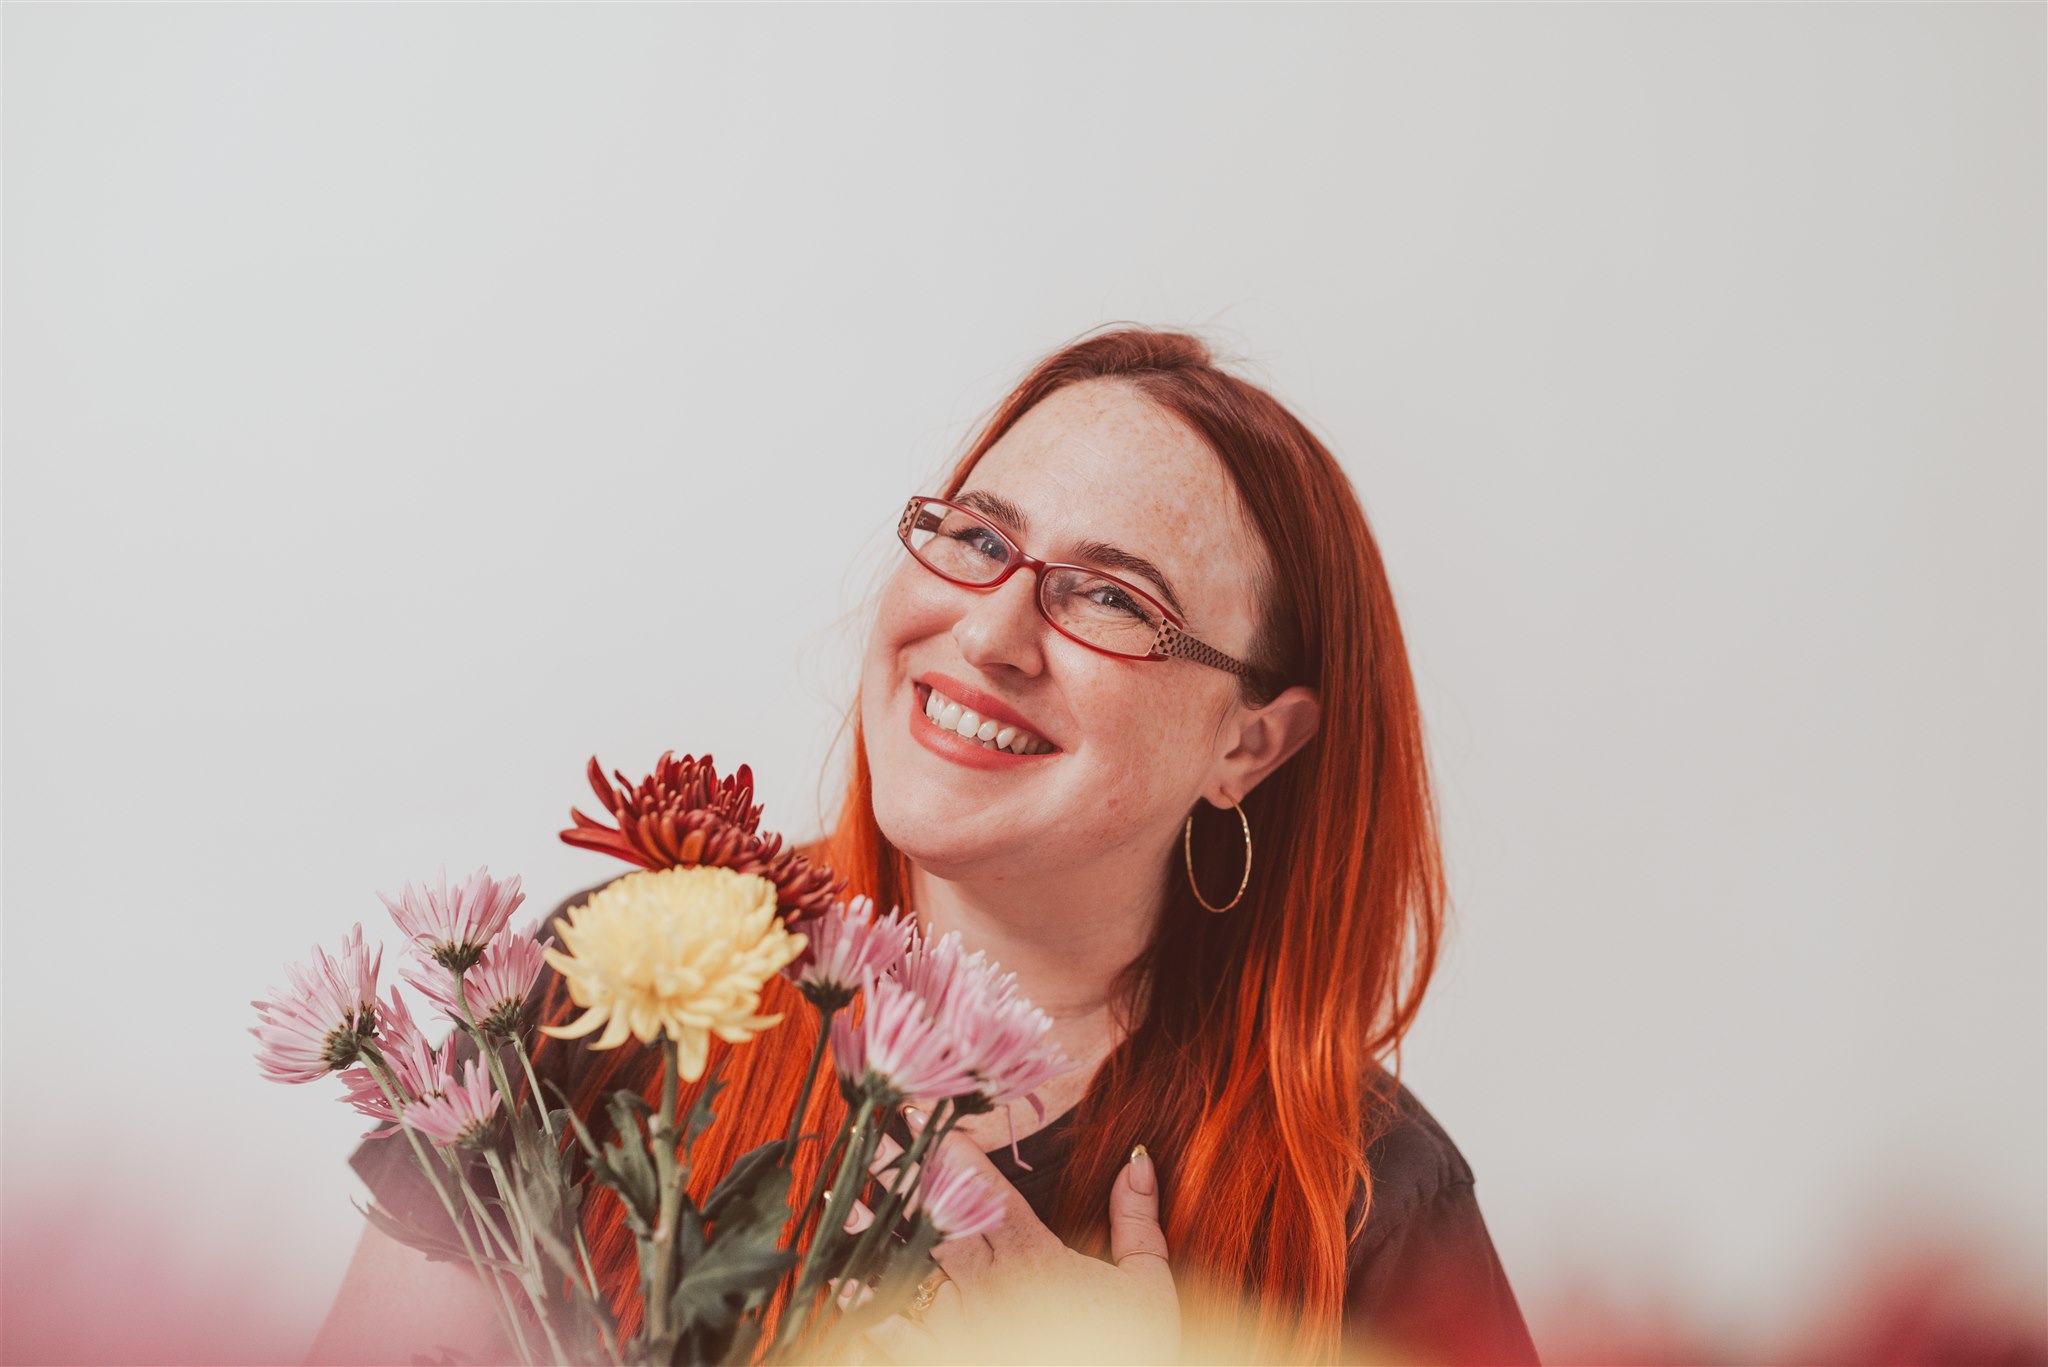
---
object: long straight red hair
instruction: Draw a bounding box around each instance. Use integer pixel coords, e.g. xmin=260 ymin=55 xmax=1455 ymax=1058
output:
xmin=526 ymin=326 xmax=1447 ymax=1363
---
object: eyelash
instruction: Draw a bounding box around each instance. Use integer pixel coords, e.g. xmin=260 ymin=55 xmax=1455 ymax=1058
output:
xmin=937 ymin=516 xmax=1163 ymax=618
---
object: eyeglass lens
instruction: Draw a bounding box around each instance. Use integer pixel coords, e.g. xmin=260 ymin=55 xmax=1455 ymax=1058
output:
xmin=903 ymin=502 xmax=1166 ymax=656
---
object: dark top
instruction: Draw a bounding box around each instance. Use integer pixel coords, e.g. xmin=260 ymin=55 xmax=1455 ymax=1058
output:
xmin=862 ymin=1082 xmax=1539 ymax=1367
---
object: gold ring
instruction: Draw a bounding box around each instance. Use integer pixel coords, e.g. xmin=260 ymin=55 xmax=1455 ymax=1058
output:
xmin=904 ymin=1267 xmax=947 ymax=1320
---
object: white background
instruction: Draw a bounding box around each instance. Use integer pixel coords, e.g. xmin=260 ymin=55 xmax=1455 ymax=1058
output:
xmin=5 ymin=6 xmax=2042 ymax=1363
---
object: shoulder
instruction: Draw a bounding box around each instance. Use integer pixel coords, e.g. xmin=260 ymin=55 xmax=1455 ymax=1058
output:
xmin=1346 ymin=1067 xmax=1478 ymax=1266
xmin=1341 ymin=1069 xmax=1541 ymax=1364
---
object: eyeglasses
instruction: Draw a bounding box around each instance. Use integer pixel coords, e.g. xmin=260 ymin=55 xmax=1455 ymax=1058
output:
xmin=896 ymin=494 xmax=1274 ymax=687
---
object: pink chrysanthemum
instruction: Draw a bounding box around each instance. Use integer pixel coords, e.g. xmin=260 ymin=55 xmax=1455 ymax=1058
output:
xmin=901 ymin=931 xmax=1070 ymax=1117
xmin=787 ymin=896 xmax=913 ymax=1011
xmin=912 ymin=1147 xmax=1007 ymax=1241
xmin=405 ymin=919 xmax=551 ymax=1036
xmin=405 ymin=1058 xmax=501 ymax=1148
xmin=337 ymin=989 xmax=454 ymax=1139
xmin=379 ymin=866 xmax=526 ymax=972
xmin=940 ymin=981 xmax=1067 ymax=1119
xmin=828 ymin=1007 xmax=866 ymax=1093
xmin=833 ymin=975 xmax=979 ymax=1104
xmin=895 ymin=930 xmax=984 ymax=1019
xmin=251 ymin=924 xmax=383 ymax=1084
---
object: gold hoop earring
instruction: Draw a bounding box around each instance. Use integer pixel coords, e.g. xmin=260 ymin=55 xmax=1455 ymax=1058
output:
xmin=1183 ymin=797 xmax=1251 ymax=914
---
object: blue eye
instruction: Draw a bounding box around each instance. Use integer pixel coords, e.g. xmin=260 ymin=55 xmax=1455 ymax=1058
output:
xmin=1087 ymin=584 xmax=1149 ymax=619
xmin=946 ymin=527 xmax=1007 ymax=561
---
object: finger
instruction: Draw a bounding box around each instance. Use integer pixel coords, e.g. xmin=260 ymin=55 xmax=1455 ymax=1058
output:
xmin=830 ymin=1275 xmax=877 ymax=1312
xmin=871 ymin=1132 xmax=906 ymax=1174
xmin=902 ymin=1106 xmax=1055 ymax=1260
xmin=844 ymin=1196 xmax=873 ymax=1235
xmin=826 ymin=1133 xmax=906 ymax=1207
xmin=1108 ymin=1143 xmax=1173 ymax=1289
xmin=870 ymin=1132 xmax=921 ymax=1200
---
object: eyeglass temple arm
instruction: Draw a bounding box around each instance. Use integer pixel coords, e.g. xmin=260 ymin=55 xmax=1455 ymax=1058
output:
xmin=1152 ymin=621 xmax=1263 ymax=682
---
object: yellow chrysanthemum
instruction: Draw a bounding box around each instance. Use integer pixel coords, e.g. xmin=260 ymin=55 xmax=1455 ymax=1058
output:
xmin=538 ymin=864 xmax=807 ymax=1080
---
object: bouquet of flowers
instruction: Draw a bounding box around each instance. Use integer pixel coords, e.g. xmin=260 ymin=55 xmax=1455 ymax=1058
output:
xmin=253 ymin=752 xmax=1067 ymax=1366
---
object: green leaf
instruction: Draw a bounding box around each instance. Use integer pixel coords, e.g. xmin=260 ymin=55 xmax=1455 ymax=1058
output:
xmin=546 ymin=1081 xmax=607 ymax=1165
xmin=669 ymin=1237 xmax=799 ymax=1334
xmin=701 ymin=1139 xmax=789 ymax=1228
xmin=679 ymin=1061 xmax=728 ymax=1153
xmin=817 ymin=1220 xmax=945 ymax=1357
xmin=599 ymin=1088 xmax=662 ymax=1235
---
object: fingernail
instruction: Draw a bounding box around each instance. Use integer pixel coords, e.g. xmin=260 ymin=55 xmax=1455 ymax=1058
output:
xmin=1128 ymin=1142 xmax=1155 ymax=1196
xmin=903 ymin=1105 xmax=924 ymax=1131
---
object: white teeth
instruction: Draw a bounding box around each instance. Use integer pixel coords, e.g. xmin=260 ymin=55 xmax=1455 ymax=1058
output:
xmin=919 ymin=685 xmax=1052 ymax=754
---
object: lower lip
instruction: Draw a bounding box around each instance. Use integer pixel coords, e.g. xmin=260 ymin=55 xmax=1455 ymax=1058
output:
xmin=908 ymin=685 xmax=1060 ymax=771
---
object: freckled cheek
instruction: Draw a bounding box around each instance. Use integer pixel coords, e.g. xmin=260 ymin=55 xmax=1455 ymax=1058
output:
xmin=1083 ymin=700 xmax=1199 ymax=803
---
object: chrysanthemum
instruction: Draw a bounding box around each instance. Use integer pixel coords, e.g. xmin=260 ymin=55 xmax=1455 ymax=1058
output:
xmin=886 ymin=930 xmax=1069 ymax=1124
xmin=406 ymin=919 xmax=551 ymax=1036
xmin=944 ymin=988 xmax=1068 ymax=1121
xmin=379 ymin=866 xmax=526 ymax=972
xmin=912 ymin=1147 xmax=1007 ymax=1241
xmin=405 ymin=1059 xmax=501 ymax=1148
xmin=251 ymin=924 xmax=383 ymax=1084
xmin=786 ymin=895 xmax=913 ymax=1011
xmin=538 ymin=865 xmax=806 ymax=1081
xmin=561 ymin=752 xmax=847 ymax=920
xmin=834 ymin=975 xmax=980 ymax=1105
xmin=338 ymin=988 xmax=454 ymax=1139
xmin=896 ymin=930 xmax=992 ymax=1021
xmin=563 ymin=752 xmax=765 ymax=864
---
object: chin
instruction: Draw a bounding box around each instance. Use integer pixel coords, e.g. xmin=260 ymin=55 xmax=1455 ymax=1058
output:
xmin=862 ymin=737 xmax=1019 ymax=877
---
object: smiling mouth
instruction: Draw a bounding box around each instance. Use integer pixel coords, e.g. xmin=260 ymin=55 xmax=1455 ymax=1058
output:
xmin=913 ymin=683 xmax=1059 ymax=756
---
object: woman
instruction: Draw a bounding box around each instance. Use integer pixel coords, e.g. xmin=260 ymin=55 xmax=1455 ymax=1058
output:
xmin=313 ymin=326 xmax=1540 ymax=1366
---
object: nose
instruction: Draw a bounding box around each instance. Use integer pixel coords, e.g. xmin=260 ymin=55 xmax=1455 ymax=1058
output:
xmin=950 ymin=564 xmax=1048 ymax=677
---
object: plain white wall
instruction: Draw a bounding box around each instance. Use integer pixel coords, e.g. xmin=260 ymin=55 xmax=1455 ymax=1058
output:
xmin=4 ymin=5 xmax=2041 ymax=1363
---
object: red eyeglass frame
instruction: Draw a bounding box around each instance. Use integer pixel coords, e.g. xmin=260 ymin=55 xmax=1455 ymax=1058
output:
xmin=897 ymin=495 xmax=1276 ymax=689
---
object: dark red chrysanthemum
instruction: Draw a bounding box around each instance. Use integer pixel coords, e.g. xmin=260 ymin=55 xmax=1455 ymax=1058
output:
xmin=561 ymin=752 xmax=847 ymax=921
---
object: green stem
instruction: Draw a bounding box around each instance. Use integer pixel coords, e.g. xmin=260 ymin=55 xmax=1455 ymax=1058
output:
xmin=509 ymin=1030 xmax=558 ymax=1141
xmin=776 ymin=1094 xmax=881 ymax=1358
xmin=839 ymin=1098 xmax=954 ymax=1291
xmin=485 ymin=1149 xmax=571 ymax=1366
xmin=780 ymin=1009 xmax=835 ymax=1160
xmin=361 ymin=1052 xmax=535 ymax=1365
xmin=510 ymin=1032 xmax=612 ymax=1340
xmin=807 ymin=1103 xmax=965 ymax=1365
xmin=753 ymin=1054 xmax=856 ymax=1360
xmin=453 ymin=974 xmax=527 ymax=1135
xmin=645 ymin=1035 xmax=684 ymax=1345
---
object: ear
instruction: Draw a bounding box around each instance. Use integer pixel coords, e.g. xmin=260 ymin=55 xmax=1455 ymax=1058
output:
xmin=1206 ymin=685 xmax=1320 ymax=805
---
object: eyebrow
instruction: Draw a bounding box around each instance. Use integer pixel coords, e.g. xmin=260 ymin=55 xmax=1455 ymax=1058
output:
xmin=952 ymin=488 xmax=1190 ymax=620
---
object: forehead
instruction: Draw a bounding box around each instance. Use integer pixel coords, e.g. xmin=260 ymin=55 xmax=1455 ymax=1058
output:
xmin=957 ymin=380 xmax=1265 ymax=628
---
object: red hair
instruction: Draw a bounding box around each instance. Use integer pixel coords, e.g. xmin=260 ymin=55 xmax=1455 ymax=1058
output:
xmin=527 ymin=325 xmax=1447 ymax=1363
